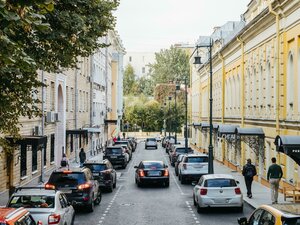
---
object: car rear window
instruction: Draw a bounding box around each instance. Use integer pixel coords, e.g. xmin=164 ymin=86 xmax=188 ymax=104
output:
xmin=48 ymin=172 xmax=86 ymax=187
xmin=204 ymin=178 xmax=237 ymax=187
xmin=282 ymin=218 xmax=300 ymax=225
xmin=186 ymin=157 xmax=208 ymax=163
xmin=84 ymin=164 xmax=106 ymax=172
xmin=147 ymin=138 xmax=156 ymax=142
xmin=142 ymin=162 xmax=164 ymax=169
xmin=106 ymin=148 xmax=122 ymax=154
xmin=114 ymin=141 xmax=128 ymax=145
xmin=8 ymin=195 xmax=55 ymax=208
xmin=176 ymin=148 xmax=192 ymax=153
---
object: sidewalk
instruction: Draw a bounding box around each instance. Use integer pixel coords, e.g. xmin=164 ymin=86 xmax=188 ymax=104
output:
xmin=214 ymin=160 xmax=284 ymax=209
xmin=0 ymin=152 xmax=104 ymax=206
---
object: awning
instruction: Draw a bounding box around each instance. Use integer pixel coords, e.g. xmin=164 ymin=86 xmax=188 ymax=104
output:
xmin=193 ymin=122 xmax=201 ymax=128
xmin=6 ymin=135 xmax=47 ymax=147
xmin=274 ymin=135 xmax=300 ymax=165
xmin=105 ymin=119 xmax=118 ymax=125
xmin=66 ymin=129 xmax=88 ymax=136
xmin=83 ymin=128 xmax=101 ymax=133
xmin=218 ymin=125 xmax=238 ymax=136
xmin=213 ymin=124 xmax=219 ymax=130
xmin=201 ymin=122 xmax=210 ymax=128
xmin=236 ymin=127 xmax=265 ymax=137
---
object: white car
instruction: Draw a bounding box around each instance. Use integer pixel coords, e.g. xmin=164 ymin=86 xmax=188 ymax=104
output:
xmin=7 ymin=187 xmax=75 ymax=225
xmin=145 ymin=138 xmax=158 ymax=149
xmin=193 ymin=174 xmax=243 ymax=213
xmin=178 ymin=154 xmax=208 ymax=184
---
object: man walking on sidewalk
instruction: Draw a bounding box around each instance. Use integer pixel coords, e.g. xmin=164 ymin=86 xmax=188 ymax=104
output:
xmin=267 ymin=157 xmax=283 ymax=204
xmin=242 ymin=158 xmax=257 ymax=198
xmin=79 ymin=148 xmax=86 ymax=168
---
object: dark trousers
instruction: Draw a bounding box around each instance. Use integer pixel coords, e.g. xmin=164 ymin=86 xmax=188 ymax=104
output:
xmin=244 ymin=177 xmax=253 ymax=196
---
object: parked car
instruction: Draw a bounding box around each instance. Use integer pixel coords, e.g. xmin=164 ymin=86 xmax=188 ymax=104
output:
xmin=155 ymin=136 xmax=162 ymax=142
xmin=238 ymin=203 xmax=300 ymax=225
xmin=103 ymin=146 xmax=128 ymax=169
xmin=114 ymin=144 xmax=132 ymax=160
xmin=145 ymin=138 xmax=157 ymax=149
xmin=113 ymin=140 xmax=132 ymax=152
xmin=45 ymin=167 xmax=101 ymax=212
xmin=178 ymin=154 xmax=208 ymax=184
xmin=7 ymin=187 xmax=75 ymax=225
xmin=169 ymin=146 xmax=193 ymax=166
xmin=0 ymin=207 xmax=42 ymax=225
xmin=193 ymin=174 xmax=243 ymax=213
xmin=83 ymin=159 xmax=117 ymax=192
xmin=165 ymin=138 xmax=175 ymax=153
xmin=126 ymin=138 xmax=137 ymax=152
xmin=134 ymin=161 xmax=169 ymax=187
xmin=162 ymin=136 xmax=175 ymax=148
xmin=175 ymin=154 xmax=185 ymax=176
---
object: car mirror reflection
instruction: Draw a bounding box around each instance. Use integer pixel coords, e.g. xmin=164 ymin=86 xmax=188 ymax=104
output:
xmin=237 ymin=217 xmax=248 ymax=225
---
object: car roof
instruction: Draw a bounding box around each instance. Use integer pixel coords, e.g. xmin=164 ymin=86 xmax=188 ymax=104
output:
xmin=0 ymin=207 xmax=29 ymax=222
xmin=202 ymin=174 xmax=235 ymax=179
xmin=260 ymin=204 xmax=300 ymax=218
xmin=54 ymin=167 xmax=86 ymax=173
xmin=107 ymin=146 xmax=123 ymax=149
xmin=184 ymin=153 xmax=207 ymax=157
xmin=11 ymin=187 xmax=57 ymax=196
xmin=141 ymin=160 xmax=164 ymax=164
xmin=84 ymin=160 xmax=107 ymax=164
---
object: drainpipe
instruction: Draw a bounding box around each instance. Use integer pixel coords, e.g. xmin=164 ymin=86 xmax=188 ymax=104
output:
xmin=268 ymin=1 xmax=280 ymax=136
xmin=90 ymin=56 xmax=94 ymax=155
xmin=75 ymin=67 xmax=78 ymax=162
xmin=40 ymin=71 xmax=45 ymax=183
xmin=237 ymin=37 xmax=245 ymax=166
xmin=218 ymin=53 xmax=225 ymax=163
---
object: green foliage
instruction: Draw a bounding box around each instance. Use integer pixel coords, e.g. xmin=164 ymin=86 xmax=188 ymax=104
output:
xmin=123 ymin=64 xmax=136 ymax=95
xmin=148 ymin=45 xmax=190 ymax=84
xmin=0 ymin=0 xmax=119 ymax=154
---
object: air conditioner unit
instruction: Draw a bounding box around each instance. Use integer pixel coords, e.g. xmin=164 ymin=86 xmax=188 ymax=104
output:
xmin=46 ymin=111 xmax=55 ymax=123
xmin=33 ymin=126 xmax=42 ymax=136
xmin=54 ymin=113 xmax=59 ymax=122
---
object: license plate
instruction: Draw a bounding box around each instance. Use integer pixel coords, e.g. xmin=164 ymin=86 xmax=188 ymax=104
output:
xmin=61 ymin=189 xmax=72 ymax=194
xmin=110 ymin=155 xmax=117 ymax=158
xmin=193 ymin=164 xmax=203 ymax=168
xmin=148 ymin=171 xmax=161 ymax=176
xmin=214 ymin=198 xmax=225 ymax=204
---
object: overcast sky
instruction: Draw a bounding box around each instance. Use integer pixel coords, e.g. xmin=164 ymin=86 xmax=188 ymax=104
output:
xmin=115 ymin=0 xmax=250 ymax=53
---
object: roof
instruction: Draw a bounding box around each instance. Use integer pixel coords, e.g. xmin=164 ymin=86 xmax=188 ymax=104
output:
xmin=236 ymin=127 xmax=264 ymax=137
xmin=218 ymin=125 xmax=238 ymax=135
xmin=13 ymin=187 xmax=56 ymax=196
xmin=202 ymin=174 xmax=235 ymax=179
xmin=260 ymin=204 xmax=300 ymax=218
xmin=275 ymin=135 xmax=300 ymax=166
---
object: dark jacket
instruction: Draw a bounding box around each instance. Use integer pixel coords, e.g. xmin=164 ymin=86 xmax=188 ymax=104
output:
xmin=242 ymin=163 xmax=257 ymax=178
xmin=79 ymin=151 xmax=86 ymax=163
xmin=267 ymin=164 xmax=283 ymax=180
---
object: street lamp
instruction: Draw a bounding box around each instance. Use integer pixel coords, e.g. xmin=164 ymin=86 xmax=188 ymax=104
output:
xmin=174 ymin=84 xmax=180 ymax=144
xmin=193 ymin=38 xmax=214 ymax=174
xmin=168 ymin=96 xmax=172 ymax=137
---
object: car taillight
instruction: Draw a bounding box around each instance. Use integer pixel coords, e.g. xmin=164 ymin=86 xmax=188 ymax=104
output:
xmin=45 ymin=183 xmax=55 ymax=190
xmin=78 ymin=182 xmax=92 ymax=190
xmin=48 ymin=214 xmax=60 ymax=224
xmin=139 ymin=170 xmax=145 ymax=177
xmin=200 ymin=188 xmax=207 ymax=195
xmin=164 ymin=169 xmax=169 ymax=177
xmin=182 ymin=163 xmax=187 ymax=170
xmin=235 ymin=187 xmax=241 ymax=195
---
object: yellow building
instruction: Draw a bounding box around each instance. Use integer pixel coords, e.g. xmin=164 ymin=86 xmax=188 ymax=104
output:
xmin=191 ymin=0 xmax=300 ymax=189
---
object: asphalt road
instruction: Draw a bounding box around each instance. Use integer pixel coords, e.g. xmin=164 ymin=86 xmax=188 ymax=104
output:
xmin=74 ymin=141 xmax=254 ymax=225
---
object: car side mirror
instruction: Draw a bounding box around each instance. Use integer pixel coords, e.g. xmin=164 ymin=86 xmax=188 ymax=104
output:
xmin=236 ymin=180 xmax=240 ymax=184
xmin=237 ymin=217 xmax=248 ymax=225
xmin=134 ymin=166 xmax=138 ymax=169
xmin=191 ymin=181 xmax=197 ymax=186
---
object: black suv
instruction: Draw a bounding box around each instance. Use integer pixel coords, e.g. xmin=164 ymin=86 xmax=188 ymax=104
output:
xmin=104 ymin=146 xmax=127 ymax=168
xmin=46 ymin=167 xmax=101 ymax=212
xmin=83 ymin=160 xmax=117 ymax=192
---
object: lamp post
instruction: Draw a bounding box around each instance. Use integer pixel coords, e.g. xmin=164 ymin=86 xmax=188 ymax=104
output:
xmin=193 ymin=38 xmax=214 ymax=174
xmin=174 ymin=84 xmax=180 ymax=144
xmin=168 ymin=96 xmax=172 ymax=137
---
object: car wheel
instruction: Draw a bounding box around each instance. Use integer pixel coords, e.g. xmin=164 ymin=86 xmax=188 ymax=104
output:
xmin=108 ymin=183 xmax=113 ymax=193
xmin=175 ymin=170 xmax=178 ymax=176
xmin=87 ymin=197 xmax=95 ymax=212
xmin=197 ymin=203 xmax=202 ymax=213
xmin=122 ymin=162 xmax=127 ymax=169
xmin=237 ymin=205 xmax=243 ymax=213
xmin=178 ymin=173 xmax=182 ymax=181
xmin=94 ymin=190 xmax=102 ymax=205
xmin=137 ymin=181 xmax=142 ymax=187
xmin=164 ymin=182 xmax=169 ymax=188
xmin=181 ymin=176 xmax=185 ymax=184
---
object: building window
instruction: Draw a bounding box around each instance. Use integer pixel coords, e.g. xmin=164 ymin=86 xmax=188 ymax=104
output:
xmin=79 ymin=90 xmax=82 ymax=111
xmin=129 ymin=56 xmax=132 ymax=62
xmin=50 ymin=82 xmax=55 ymax=111
xmin=32 ymin=146 xmax=38 ymax=172
xmin=20 ymin=145 xmax=27 ymax=177
xmin=66 ymin=86 xmax=69 ymax=112
xmin=50 ymin=134 xmax=55 ymax=162
xmin=86 ymin=92 xmax=89 ymax=111
xmin=70 ymin=88 xmax=73 ymax=111
xmin=43 ymin=143 xmax=47 ymax=166
xmin=142 ymin=67 xmax=145 ymax=73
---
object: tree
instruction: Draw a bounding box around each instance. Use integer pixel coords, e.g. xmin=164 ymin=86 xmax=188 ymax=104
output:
xmin=123 ymin=64 xmax=136 ymax=95
xmin=136 ymin=76 xmax=154 ymax=96
xmin=148 ymin=46 xmax=190 ymax=84
xmin=0 ymin=0 xmax=119 ymax=153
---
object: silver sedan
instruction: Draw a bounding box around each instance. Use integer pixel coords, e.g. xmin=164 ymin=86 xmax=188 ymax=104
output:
xmin=192 ymin=174 xmax=243 ymax=213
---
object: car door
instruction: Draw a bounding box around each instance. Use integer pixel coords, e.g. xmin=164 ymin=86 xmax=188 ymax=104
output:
xmin=58 ymin=194 xmax=68 ymax=224
xmin=61 ymin=193 xmax=73 ymax=225
xmin=248 ymin=209 xmax=265 ymax=225
xmin=194 ymin=177 xmax=204 ymax=202
xmin=108 ymin=162 xmax=116 ymax=183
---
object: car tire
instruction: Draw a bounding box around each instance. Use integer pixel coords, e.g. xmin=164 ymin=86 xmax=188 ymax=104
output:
xmin=175 ymin=170 xmax=178 ymax=176
xmin=197 ymin=203 xmax=202 ymax=214
xmin=70 ymin=214 xmax=75 ymax=225
xmin=181 ymin=176 xmax=185 ymax=184
xmin=137 ymin=181 xmax=142 ymax=188
xmin=164 ymin=182 xmax=169 ymax=188
xmin=108 ymin=183 xmax=113 ymax=193
xmin=193 ymin=195 xmax=197 ymax=206
xmin=178 ymin=173 xmax=182 ymax=181
xmin=237 ymin=205 xmax=243 ymax=213
xmin=122 ymin=162 xmax=127 ymax=169
xmin=113 ymin=178 xmax=117 ymax=188
xmin=94 ymin=190 xmax=102 ymax=205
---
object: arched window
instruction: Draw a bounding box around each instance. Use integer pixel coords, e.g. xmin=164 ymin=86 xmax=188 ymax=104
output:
xmin=287 ymin=52 xmax=294 ymax=107
xmin=266 ymin=62 xmax=271 ymax=106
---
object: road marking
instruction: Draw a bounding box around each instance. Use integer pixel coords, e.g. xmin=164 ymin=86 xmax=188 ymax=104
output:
xmin=185 ymin=201 xmax=201 ymax=225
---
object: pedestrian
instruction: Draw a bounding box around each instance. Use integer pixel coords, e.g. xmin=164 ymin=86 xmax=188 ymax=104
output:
xmin=242 ymin=158 xmax=257 ymax=198
xmin=113 ymin=136 xmax=117 ymax=143
xmin=60 ymin=153 xmax=69 ymax=169
xmin=267 ymin=157 xmax=283 ymax=204
xmin=79 ymin=148 xmax=86 ymax=167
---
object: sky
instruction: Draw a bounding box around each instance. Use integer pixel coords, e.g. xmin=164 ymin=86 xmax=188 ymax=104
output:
xmin=115 ymin=0 xmax=250 ymax=53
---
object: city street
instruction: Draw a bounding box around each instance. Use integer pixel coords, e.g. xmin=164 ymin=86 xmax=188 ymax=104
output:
xmin=74 ymin=141 xmax=253 ymax=225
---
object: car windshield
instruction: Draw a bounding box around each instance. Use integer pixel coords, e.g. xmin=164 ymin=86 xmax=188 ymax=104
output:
xmin=186 ymin=157 xmax=208 ymax=163
xmin=147 ymin=138 xmax=156 ymax=142
xmin=106 ymin=148 xmax=122 ymax=154
xmin=142 ymin=162 xmax=164 ymax=169
xmin=84 ymin=164 xmax=106 ymax=172
xmin=49 ymin=172 xmax=86 ymax=187
xmin=204 ymin=178 xmax=237 ymax=187
xmin=114 ymin=141 xmax=128 ymax=145
xmin=176 ymin=148 xmax=192 ymax=153
xmin=282 ymin=218 xmax=300 ymax=225
xmin=8 ymin=195 xmax=55 ymax=208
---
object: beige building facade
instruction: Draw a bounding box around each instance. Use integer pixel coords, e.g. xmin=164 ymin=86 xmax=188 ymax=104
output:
xmin=191 ymin=0 xmax=300 ymax=190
